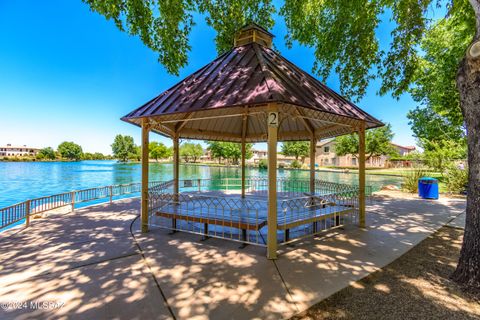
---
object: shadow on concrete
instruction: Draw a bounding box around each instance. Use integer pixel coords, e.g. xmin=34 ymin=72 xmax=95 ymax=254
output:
xmin=0 ymin=193 xmax=467 ymax=319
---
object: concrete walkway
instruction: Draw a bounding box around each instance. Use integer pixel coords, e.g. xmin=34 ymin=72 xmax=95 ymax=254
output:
xmin=0 ymin=193 xmax=465 ymax=320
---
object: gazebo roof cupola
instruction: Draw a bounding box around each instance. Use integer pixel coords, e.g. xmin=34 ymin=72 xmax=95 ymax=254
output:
xmin=122 ymin=25 xmax=383 ymax=142
xmin=234 ymin=23 xmax=274 ymax=48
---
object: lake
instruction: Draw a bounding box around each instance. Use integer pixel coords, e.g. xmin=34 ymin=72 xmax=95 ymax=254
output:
xmin=0 ymin=161 xmax=403 ymax=208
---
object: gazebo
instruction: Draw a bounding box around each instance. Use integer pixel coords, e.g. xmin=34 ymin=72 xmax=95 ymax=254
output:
xmin=122 ymin=24 xmax=383 ymax=259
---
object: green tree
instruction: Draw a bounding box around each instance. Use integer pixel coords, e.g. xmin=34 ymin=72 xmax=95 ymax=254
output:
xmin=82 ymin=152 xmax=94 ymax=160
xmin=424 ymin=140 xmax=467 ymax=174
xmin=281 ymin=141 xmax=309 ymax=163
xmin=180 ymin=142 xmax=203 ymax=163
xmin=206 ymin=141 xmax=224 ymax=164
xmin=206 ymin=141 xmax=252 ymax=164
xmin=57 ymin=142 xmax=83 ymax=161
xmin=407 ymin=107 xmax=466 ymax=151
xmin=334 ymin=124 xmax=397 ymax=160
xmin=129 ymin=146 xmax=142 ymax=161
xmin=149 ymin=141 xmax=171 ymax=161
xmin=111 ymin=135 xmax=136 ymax=162
xmin=85 ymin=0 xmax=480 ymax=289
xmin=92 ymin=152 xmax=106 ymax=160
xmin=37 ymin=147 xmax=56 ymax=160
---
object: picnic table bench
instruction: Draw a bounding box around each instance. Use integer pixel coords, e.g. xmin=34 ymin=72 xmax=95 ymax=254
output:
xmin=155 ymin=206 xmax=267 ymax=243
xmin=277 ymin=204 xmax=354 ymax=241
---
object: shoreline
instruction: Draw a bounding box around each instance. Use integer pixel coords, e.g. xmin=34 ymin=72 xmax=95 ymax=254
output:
xmin=0 ymin=158 xmax=423 ymax=178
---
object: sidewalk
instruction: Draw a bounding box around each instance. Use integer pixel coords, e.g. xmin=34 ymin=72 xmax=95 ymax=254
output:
xmin=0 ymin=193 xmax=466 ymax=319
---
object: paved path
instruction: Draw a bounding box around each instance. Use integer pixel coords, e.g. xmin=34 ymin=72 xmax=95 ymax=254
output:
xmin=0 ymin=193 xmax=465 ymax=319
xmin=448 ymin=212 xmax=466 ymax=229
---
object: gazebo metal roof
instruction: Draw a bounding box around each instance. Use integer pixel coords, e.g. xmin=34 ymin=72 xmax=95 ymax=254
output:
xmin=122 ymin=26 xmax=382 ymax=142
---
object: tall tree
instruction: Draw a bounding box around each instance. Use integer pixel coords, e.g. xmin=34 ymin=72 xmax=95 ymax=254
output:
xmin=37 ymin=147 xmax=56 ymax=160
xmin=206 ymin=141 xmax=252 ymax=164
xmin=281 ymin=141 xmax=309 ymax=163
xmin=334 ymin=124 xmax=397 ymax=160
xmin=423 ymin=140 xmax=467 ymax=174
xmin=206 ymin=141 xmax=225 ymax=164
xmin=85 ymin=0 xmax=480 ymax=289
xmin=407 ymin=107 xmax=466 ymax=150
xmin=111 ymin=135 xmax=136 ymax=162
xmin=149 ymin=141 xmax=171 ymax=161
xmin=57 ymin=142 xmax=83 ymax=161
xmin=180 ymin=142 xmax=204 ymax=163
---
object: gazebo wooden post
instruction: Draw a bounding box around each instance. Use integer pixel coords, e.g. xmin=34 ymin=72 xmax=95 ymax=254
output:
xmin=173 ymin=133 xmax=180 ymax=200
xmin=358 ymin=123 xmax=366 ymax=228
xmin=241 ymin=113 xmax=248 ymax=198
xmin=267 ymin=104 xmax=278 ymax=259
xmin=141 ymin=119 xmax=150 ymax=233
xmin=309 ymin=136 xmax=316 ymax=194
xmin=241 ymin=139 xmax=246 ymax=198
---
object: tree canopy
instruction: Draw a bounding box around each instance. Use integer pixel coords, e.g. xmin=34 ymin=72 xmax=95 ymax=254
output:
xmin=406 ymin=0 xmax=472 ymax=154
xmin=37 ymin=147 xmax=56 ymax=160
xmin=83 ymin=0 xmax=274 ymax=75
xmin=111 ymin=135 xmax=137 ymax=162
xmin=206 ymin=141 xmax=252 ymax=164
xmin=281 ymin=141 xmax=309 ymax=162
xmin=334 ymin=124 xmax=397 ymax=160
xmin=180 ymin=142 xmax=203 ymax=163
xmin=57 ymin=141 xmax=83 ymax=161
xmin=149 ymin=141 xmax=172 ymax=161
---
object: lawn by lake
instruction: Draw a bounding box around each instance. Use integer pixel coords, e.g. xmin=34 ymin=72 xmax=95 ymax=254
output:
xmin=0 ymin=160 xmax=403 ymax=208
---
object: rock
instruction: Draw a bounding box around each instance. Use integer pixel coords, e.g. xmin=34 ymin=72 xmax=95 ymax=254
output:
xmin=381 ymin=184 xmax=400 ymax=191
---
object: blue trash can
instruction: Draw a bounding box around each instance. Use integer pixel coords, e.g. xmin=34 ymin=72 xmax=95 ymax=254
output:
xmin=418 ymin=177 xmax=439 ymax=199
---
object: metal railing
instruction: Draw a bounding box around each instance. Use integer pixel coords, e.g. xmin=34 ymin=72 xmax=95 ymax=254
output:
xmin=0 ymin=180 xmax=171 ymax=231
xmin=174 ymin=177 xmax=372 ymax=197
xmin=149 ymin=178 xmax=372 ymax=246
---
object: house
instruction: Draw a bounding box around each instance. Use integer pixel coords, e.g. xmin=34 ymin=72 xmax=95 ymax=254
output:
xmin=314 ymin=140 xmax=415 ymax=168
xmin=249 ymin=149 xmax=296 ymax=165
xmin=249 ymin=149 xmax=267 ymax=164
xmin=0 ymin=144 xmax=40 ymax=157
xmin=391 ymin=143 xmax=416 ymax=157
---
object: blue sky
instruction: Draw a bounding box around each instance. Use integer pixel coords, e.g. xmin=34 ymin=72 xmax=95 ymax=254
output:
xmin=0 ymin=1 xmax=425 ymax=154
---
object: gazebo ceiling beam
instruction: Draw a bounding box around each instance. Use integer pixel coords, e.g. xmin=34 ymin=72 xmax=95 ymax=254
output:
xmin=279 ymin=104 xmax=362 ymax=129
xmin=297 ymin=115 xmax=354 ymax=128
xmin=179 ymin=128 xmax=244 ymax=140
xmin=174 ymin=112 xmax=195 ymax=132
xmin=158 ymin=111 xmax=263 ymax=125
xmin=149 ymin=119 xmax=175 ymax=137
xmin=294 ymin=107 xmax=314 ymax=135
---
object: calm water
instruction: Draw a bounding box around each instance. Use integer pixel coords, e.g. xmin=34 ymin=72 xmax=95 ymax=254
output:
xmin=0 ymin=161 xmax=402 ymax=208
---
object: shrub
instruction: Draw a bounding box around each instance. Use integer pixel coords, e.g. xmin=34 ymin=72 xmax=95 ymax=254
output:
xmin=402 ymin=168 xmax=428 ymax=193
xmin=444 ymin=165 xmax=468 ymax=194
xmin=258 ymin=159 xmax=268 ymax=169
xmin=290 ymin=160 xmax=302 ymax=169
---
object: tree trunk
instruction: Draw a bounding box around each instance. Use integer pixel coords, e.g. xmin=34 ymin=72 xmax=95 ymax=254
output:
xmin=452 ymin=9 xmax=480 ymax=291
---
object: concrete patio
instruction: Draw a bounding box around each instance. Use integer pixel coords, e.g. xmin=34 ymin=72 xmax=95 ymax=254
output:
xmin=0 ymin=192 xmax=465 ymax=320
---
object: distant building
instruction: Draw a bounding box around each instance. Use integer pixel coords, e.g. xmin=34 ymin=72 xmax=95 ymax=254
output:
xmin=391 ymin=143 xmax=416 ymax=157
xmin=314 ymin=140 xmax=416 ymax=168
xmin=249 ymin=149 xmax=267 ymax=163
xmin=0 ymin=144 xmax=40 ymax=157
xmin=249 ymin=149 xmax=296 ymax=165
